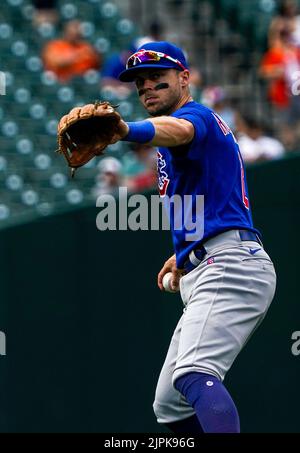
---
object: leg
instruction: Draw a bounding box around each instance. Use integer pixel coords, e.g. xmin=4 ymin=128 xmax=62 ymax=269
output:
xmin=153 ymin=314 xmax=203 ymax=433
xmin=172 ymin=245 xmax=276 ymax=432
xmin=174 ymin=372 xmax=240 ymax=433
xmin=173 ymin=246 xmax=276 ymax=383
xmin=165 ymin=414 xmax=203 ymax=434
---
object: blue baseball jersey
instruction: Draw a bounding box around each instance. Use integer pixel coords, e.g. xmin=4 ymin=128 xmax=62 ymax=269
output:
xmin=157 ymin=101 xmax=260 ymax=268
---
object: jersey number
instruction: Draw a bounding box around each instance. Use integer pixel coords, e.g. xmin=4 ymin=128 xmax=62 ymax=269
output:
xmin=238 ymin=151 xmax=249 ymax=210
xmin=213 ymin=112 xmax=249 ymax=210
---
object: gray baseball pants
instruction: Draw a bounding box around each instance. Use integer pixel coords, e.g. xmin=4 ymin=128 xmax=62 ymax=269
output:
xmin=153 ymin=230 xmax=277 ymax=424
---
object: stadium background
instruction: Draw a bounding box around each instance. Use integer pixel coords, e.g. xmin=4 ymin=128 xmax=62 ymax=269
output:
xmin=0 ymin=0 xmax=299 ymax=433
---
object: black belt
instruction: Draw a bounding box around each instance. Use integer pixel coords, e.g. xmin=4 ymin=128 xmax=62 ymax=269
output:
xmin=183 ymin=230 xmax=262 ymax=274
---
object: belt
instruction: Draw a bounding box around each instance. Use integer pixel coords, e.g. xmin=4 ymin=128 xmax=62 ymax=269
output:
xmin=183 ymin=229 xmax=262 ymax=275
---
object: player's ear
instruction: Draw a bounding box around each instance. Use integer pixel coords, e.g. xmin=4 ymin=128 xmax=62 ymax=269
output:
xmin=178 ymin=70 xmax=190 ymax=88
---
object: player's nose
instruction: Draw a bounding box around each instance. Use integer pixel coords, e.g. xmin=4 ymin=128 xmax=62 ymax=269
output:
xmin=139 ymin=83 xmax=155 ymax=97
xmin=143 ymin=78 xmax=156 ymax=90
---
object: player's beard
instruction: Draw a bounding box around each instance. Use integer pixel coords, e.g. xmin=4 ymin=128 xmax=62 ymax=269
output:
xmin=144 ymin=86 xmax=181 ymax=117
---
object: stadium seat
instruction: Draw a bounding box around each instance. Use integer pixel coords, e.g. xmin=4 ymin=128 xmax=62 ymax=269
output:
xmin=5 ymin=173 xmax=24 ymax=192
xmin=16 ymin=138 xmax=34 ymax=155
xmin=65 ymin=188 xmax=84 ymax=205
xmin=20 ymin=188 xmax=40 ymax=206
xmin=0 ymin=203 xmax=11 ymax=221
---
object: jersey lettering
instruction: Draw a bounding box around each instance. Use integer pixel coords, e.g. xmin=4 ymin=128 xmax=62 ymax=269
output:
xmin=212 ymin=112 xmax=238 ymax=143
xmin=157 ymin=151 xmax=170 ymax=197
xmin=212 ymin=112 xmax=231 ymax=136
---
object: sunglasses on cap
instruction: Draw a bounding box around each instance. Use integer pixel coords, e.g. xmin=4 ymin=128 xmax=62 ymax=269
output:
xmin=126 ymin=49 xmax=187 ymax=71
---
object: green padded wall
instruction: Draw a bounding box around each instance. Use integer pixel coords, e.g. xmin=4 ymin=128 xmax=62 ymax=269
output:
xmin=0 ymin=155 xmax=299 ymax=432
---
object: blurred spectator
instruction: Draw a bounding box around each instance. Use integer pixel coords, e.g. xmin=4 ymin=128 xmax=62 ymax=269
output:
xmin=32 ymin=0 xmax=58 ymax=26
xmin=123 ymin=143 xmax=157 ymax=193
xmin=189 ymin=66 xmax=203 ymax=103
xmin=92 ymin=157 xmax=123 ymax=198
xmin=269 ymin=0 xmax=300 ymax=47
xmin=101 ymin=47 xmax=135 ymax=97
xmin=42 ymin=20 xmax=101 ymax=82
xmin=169 ymin=0 xmax=184 ymax=9
xmin=260 ymin=28 xmax=300 ymax=108
xmin=134 ymin=20 xmax=165 ymax=49
xmin=201 ymin=86 xmax=237 ymax=132
xmin=260 ymin=28 xmax=300 ymax=149
xmin=236 ymin=114 xmax=285 ymax=163
xmin=101 ymin=22 xmax=165 ymax=97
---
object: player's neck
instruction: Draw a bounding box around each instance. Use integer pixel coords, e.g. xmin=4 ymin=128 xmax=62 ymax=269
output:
xmin=171 ymin=93 xmax=193 ymax=114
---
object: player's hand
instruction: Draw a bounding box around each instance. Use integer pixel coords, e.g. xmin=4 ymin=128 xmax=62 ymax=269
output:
xmin=157 ymin=254 xmax=184 ymax=292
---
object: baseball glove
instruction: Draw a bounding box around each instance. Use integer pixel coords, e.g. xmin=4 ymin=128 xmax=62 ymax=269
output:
xmin=57 ymin=101 xmax=121 ymax=177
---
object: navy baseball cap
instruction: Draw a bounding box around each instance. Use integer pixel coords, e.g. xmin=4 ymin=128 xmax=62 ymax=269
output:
xmin=118 ymin=41 xmax=189 ymax=82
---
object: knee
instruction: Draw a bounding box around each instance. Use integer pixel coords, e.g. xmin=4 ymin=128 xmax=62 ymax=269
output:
xmin=174 ymin=371 xmax=219 ymax=398
xmin=153 ymin=370 xmax=196 ymax=424
xmin=153 ymin=391 xmax=172 ymax=424
xmin=152 ymin=373 xmax=175 ymax=423
xmin=152 ymin=399 xmax=162 ymax=422
xmin=153 ymin=388 xmax=185 ymax=425
xmin=152 ymin=399 xmax=170 ymax=425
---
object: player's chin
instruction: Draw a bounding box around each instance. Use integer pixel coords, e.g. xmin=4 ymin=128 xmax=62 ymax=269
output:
xmin=145 ymin=106 xmax=157 ymax=116
xmin=145 ymin=104 xmax=166 ymax=117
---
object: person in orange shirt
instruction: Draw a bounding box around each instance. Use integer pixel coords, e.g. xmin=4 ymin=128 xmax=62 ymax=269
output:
xmin=260 ymin=28 xmax=300 ymax=150
xmin=268 ymin=0 xmax=300 ymax=48
xmin=260 ymin=28 xmax=300 ymax=109
xmin=42 ymin=20 xmax=101 ymax=82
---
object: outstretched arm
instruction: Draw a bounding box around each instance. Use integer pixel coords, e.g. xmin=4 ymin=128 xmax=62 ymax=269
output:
xmin=112 ymin=116 xmax=195 ymax=148
xmin=149 ymin=116 xmax=194 ymax=147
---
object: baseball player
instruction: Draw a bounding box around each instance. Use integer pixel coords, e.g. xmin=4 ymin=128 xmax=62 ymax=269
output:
xmin=110 ymin=42 xmax=277 ymax=433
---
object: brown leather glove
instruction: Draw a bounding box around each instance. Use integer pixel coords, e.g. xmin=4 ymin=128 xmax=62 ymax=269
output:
xmin=57 ymin=101 xmax=121 ymax=177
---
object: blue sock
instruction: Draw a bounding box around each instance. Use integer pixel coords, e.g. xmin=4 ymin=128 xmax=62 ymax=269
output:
xmin=174 ymin=372 xmax=240 ymax=433
xmin=165 ymin=414 xmax=204 ymax=434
